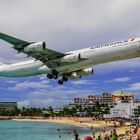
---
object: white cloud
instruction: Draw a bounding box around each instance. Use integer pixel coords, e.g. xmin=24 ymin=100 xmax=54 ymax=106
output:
xmin=71 ymin=80 xmax=96 ymax=85
xmin=105 ymin=77 xmax=131 ymax=83
xmin=8 ymin=80 xmax=50 ymax=91
xmin=28 ymin=98 xmax=55 ymax=108
xmin=1 ymin=0 xmax=140 ymax=55
xmin=95 ymin=58 xmax=140 ymax=74
xmin=25 ymin=87 xmax=98 ymax=107
xmin=129 ymin=70 xmax=136 ymax=73
xmin=125 ymin=83 xmax=140 ymax=91
xmin=6 ymin=80 xmax=18 ymax=84
xmin=114 ymin=77 xmax=131 ymax=82
xmin=18 ymin=98 xmax=54 ymax=108
xmin=39 ymin=75 xmax=47 ymax=80
xmin=18 ymin=100 xmax=30 ymax=108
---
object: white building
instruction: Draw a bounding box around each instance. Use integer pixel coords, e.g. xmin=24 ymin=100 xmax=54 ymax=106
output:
xmin=0 ymin=102 xmax=17 ymax=111
xmin=104 ymin=101 xmax=140 ymax=120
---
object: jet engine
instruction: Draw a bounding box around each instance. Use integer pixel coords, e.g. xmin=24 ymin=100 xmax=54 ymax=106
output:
xmin=67 ymin=72 xmax=81 ymax=80
xmin=76 ymin=67 xmax=94 ymax=76
xmin=24 ymin=42 xmax=46 ymax=52
xmin=60 ymin=53 xmax=81 ymax=63
xmin=67 ymin=68 xmax=94 ymax=79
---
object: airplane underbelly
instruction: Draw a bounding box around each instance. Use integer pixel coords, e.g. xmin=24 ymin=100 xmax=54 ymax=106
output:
xmin=0 ymin=63 xmax=51 ymax=77
xmin=93 ymin=46 xmax=140 ymax=64
xmin=56 ymin=60 xmax=93 ymax=74
xmin=56 ymin=46 xmax=140 ymax=74
xmin=6 ymin=68 xmax=40 ymax=77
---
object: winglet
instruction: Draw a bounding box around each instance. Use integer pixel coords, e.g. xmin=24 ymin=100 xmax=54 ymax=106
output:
xmin=0 ymin=32 xmax=29 ymax=46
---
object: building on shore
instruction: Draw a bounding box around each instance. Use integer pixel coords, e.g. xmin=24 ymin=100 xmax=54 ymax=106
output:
xmin=69 ymin=92 xmax=113 ymax=109
xmin=56 ymin=90 xmax=140 ymax=119
xmin=0 ymin=102 xmax=17 ymax=111
xmin=74 ymin=92 xmax=112 ymax=104
xmin=69 ymin=91 xmax=134 ymax=109
xmin=104 ymin=100 xmax=140 ymax=120
xmin=112 ymin=91 xmax=134 ymax=103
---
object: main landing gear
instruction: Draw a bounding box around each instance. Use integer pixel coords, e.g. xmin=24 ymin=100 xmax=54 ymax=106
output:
xmin=47 ymin=70 xmax=68 ymax=85
xmin=47 ymin=74 xmax=53 ymax=79
xmin=57 ymin=76 xmax=68 ymax=85
xmin=47 ymin=70 xmax=58 ymax=79
xmin=58 ymin=80 xmax=63 ymax=85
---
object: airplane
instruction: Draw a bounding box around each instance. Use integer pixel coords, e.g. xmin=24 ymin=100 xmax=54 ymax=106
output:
xmin=0 ymin=32 xmax=140 ymax=85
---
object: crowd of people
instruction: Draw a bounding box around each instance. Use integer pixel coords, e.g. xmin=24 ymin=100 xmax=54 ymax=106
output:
xmin=73 ymin=125 xmax=140 ymax=140
xmin=74 ymin=129 xmax=118 ymax=140
xmin=88 ymin=129 xmax=117 ymax=140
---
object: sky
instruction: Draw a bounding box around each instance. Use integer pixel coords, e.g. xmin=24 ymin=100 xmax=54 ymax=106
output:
xmin=0 ymin=0 xmax=140 ymax=108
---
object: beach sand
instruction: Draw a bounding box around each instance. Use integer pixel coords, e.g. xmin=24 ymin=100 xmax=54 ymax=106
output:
xmin=12 ymin=117 xmax=131 ymax=135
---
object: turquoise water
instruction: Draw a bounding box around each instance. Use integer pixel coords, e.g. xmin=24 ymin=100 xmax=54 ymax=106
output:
xmin=0 ymin=120 xmax=92 ymax=140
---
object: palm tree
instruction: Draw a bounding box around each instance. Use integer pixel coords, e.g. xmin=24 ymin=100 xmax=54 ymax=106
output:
xmin=48 ymin=106 xmax=54 ymax=116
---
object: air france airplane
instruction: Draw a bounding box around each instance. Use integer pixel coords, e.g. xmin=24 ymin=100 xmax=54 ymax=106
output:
xmin=0 ymin=32 xmax=140 ymax=85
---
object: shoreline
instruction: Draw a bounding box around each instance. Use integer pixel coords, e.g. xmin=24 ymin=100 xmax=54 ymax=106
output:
xmin=0 ymin=117 xmax=132 ymax=140
xmin=12 ymin=118 xmax=86 ymax=127
xmin=12 ymin=117 xmax=131 ymax=135
xmin=12 ymin=117 xmax=97 ymax=128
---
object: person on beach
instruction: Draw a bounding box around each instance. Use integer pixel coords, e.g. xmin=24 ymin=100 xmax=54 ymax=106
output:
xmin=104 ymin=134 xmax=110 ymax=140
xmin=92 ymin=132 xmax=96 ymax=139
xmin=96 ymin=135 xmax=101 ymax=140
xmin=84 ymin=136 xmax=93 ymax=140
xmin=113 ymin=122 xmax=117 ymax=128
xmin=111 ymin=129 xmax=118 ymax=140
xmin=103 ymin=127 xmax=106 ymax=133
xmin=130 ymin=125 xmax=140 ymax=140
xmin=110 ymin=131 xmax=112 ymax=139
xmin=74 ymin=132 xmax=79 ymax=140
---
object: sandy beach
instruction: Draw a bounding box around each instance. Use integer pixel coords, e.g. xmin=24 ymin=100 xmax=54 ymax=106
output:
xmin=12 ymin=117 xmax=131 ymax=136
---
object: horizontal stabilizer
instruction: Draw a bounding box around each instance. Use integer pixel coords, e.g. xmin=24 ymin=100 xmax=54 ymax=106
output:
xmin=0 ymin=32 xmax=29 ymax=46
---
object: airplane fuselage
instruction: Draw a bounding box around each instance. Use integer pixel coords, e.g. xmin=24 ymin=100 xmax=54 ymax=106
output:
xmin=0 ymin=38 xmax=140 ymax=77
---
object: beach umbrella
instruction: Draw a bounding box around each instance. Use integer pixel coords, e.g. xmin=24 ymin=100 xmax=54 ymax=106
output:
xmin=84 ymin=136 xmax=93 ymax=140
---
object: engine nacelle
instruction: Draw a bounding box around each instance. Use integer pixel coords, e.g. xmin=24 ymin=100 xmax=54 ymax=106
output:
xmin=68 ymin=68 xmax=94 ymax=80
xmin=24 ymin=42 xmax=46 ymax=52
xmin=60 ymin=53 xmax=81 ymax=63
xmin=67 ymin=72 xmax=81 ymax=80
xmin=76 ymin=68 xmax=94 ymax=76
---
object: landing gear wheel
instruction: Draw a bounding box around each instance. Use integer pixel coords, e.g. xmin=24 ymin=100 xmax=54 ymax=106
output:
xmin=52 ymin=69 xmax=58 ymax=75
xmin=53 ymin=75 xmax=58 ymax=79
xmin=58 ymin=80 xmax=63 ymax=85
xmin=52 ymin=69 xmax=58 ymax=79
xmin=63 ymin=77 xmax=68 ymax=82
xmin=47 ymin=74 xmax=53 ymax=79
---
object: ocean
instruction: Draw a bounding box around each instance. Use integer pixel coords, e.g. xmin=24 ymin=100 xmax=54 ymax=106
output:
xmin=0 ymin=120 xmax=92 ymax=140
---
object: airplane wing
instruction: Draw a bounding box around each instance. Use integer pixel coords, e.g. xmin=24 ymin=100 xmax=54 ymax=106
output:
xmin=0 ymin=32 xmax=29 ymax=46
xmin=0 ymin=32 xmax=65 ymax=67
